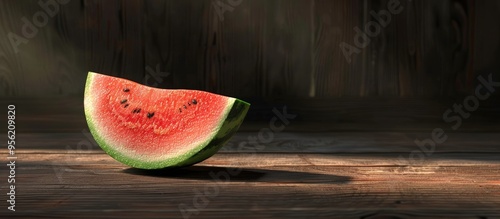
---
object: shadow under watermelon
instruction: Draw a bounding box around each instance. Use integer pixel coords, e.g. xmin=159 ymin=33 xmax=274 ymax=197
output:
xmin=122 ymin=166 xmax=352 ymax=184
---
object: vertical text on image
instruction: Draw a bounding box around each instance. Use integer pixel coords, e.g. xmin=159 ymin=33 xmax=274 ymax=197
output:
xmin=7 ymin=104 xmax=16 ymax=212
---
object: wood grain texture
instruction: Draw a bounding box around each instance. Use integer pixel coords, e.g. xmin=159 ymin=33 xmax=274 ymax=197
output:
xmin=0 ymin=0 xmax=86 ymax=96
xmin=473 ymin=0 xmax=500 ymax=96
xmin=1 ymin=150 xmax=499 ymax=218
xmin=311 ymin=0 xmax=360 ymax=97
xmin=12 ymin=132 xmax=500 ymax=153
xmin=0 ymin=97 xmax=497 ymax=217
xmin=1 ymin=0 xmax=498 ymax=98
xmin=144 ymin=0 xmax=209 ymax=90
xmin=84 ymin=0 xmax=144 ymax=82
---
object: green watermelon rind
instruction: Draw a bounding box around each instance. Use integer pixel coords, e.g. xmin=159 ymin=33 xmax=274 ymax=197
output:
xmin=84 ymin=72 xmax=250 ymax=169
xmin=174 ymin=99 xmax=249 ymax=167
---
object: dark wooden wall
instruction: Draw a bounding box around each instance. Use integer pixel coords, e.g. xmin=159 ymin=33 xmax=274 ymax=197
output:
xmin=0 ymin=0 xmax=499 ymax=98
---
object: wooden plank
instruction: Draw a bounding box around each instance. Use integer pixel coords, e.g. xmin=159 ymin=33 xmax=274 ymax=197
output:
xmin=366 ymin=0 xmax=460 ymax=96
xmin=50 ymin=0 xmax=88 ymax=96
xmin=366 ymin=0 xmax=406 ymax=96
xmin=143 ymin=0 xmax=315 ymax=98
xmin=0 ymin=0 xmax=86 ymax=96
xmin=448 ymin=0 xmax=475 ymax=95
xmin=473 ymin=1 xmax=500 ymax=97
xmin=143 ymin=0 xmax=209 ymax=90
xmin=312 ymin=0 xmax=361 ymax=97
xmin=0 ymin=0 xmax=29 ymax=96
xmin=84 ymin=0 xmax=144 ymax=82
xmin=1 ymin=152 xmax=499 ymax=218
xmin=257 ymin=0 xmax=314 ymax=98
xmin=9 ymin=151 xmax=500 ymax=167
xmin=0 ymin=1 xmax=498 ymax=99
xmin=12 ymin=132 xmax=500 ymax=153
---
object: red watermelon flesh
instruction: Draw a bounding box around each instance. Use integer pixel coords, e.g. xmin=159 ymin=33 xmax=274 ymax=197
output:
xmin=84 ymin=72 xmax=249 ymax=169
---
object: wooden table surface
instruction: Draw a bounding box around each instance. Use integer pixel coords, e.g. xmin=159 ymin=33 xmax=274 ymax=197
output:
xmin=1 ymin=98 xmax=500 ymax=218
xmin=3 ymin=148 xmax=500 ymax=218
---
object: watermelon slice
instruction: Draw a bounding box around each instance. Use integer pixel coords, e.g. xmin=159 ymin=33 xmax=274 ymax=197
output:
xmin=84 ymin=72 xmax=249 ymax=169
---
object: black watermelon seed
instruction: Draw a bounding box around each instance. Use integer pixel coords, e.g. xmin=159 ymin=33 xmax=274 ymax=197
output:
xmin=120 ymin=99 xmax=127 ymax=104
xmin=124 ymin=104 xmax=129 ymax=108
xmin=188 ymin=102 xmax=191 ymax=106
xmin=192 ymin=99 xmax=197 ymax=105
xmin=179 ymin=108 xmax=182 ymax=113
xmin=147 ymin=112 xmax=155 ymax=118
xmin=132 ymin=108 xmax=141 ymax=113
xmin=183 ymin=105 xmax=187 ymax=109
xmin=123 ymin=88 xmax=130 ymax=92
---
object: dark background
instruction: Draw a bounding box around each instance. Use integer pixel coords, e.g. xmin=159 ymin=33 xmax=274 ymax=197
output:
xmin=0 ymin=0 xmax=499 ymax=132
